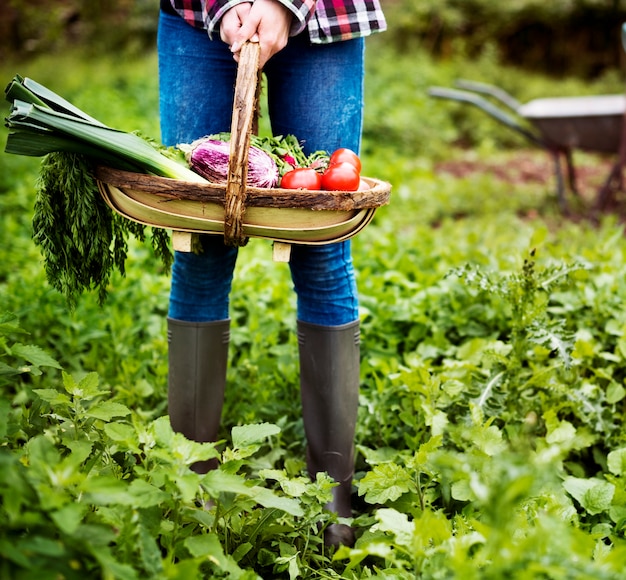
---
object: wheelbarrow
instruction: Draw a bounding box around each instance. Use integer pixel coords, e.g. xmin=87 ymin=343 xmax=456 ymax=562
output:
xmin=428 ymin=80 xmax=626 ymax=210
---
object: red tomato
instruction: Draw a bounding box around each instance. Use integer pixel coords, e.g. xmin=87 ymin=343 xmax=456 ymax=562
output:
xmin=280 ymin=168 xmax=322 ymax=190
xmin=329 ymin=148 xmax=361 ymax=173
xmin=321 ymin=162 xmax=361 ymax=192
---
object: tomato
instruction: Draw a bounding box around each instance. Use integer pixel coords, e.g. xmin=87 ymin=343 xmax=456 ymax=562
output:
xmin=280 ymin=168 xmax=322 ymax=190
xmin=329 ymin=148 xmax=361 ymax=173
xmin=321 ymin=162 xmax=361 ymax=192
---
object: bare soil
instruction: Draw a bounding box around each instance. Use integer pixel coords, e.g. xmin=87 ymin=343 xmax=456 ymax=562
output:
xmin=435 ymin=150 xmax=621 ymax=211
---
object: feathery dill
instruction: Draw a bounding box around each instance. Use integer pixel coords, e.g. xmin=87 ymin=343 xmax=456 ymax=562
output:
xmin=32 ymin=151 xmax=172 ymax=308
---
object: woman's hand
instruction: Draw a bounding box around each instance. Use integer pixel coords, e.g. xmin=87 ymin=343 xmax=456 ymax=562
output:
xmin=220 ymin=0 xmax=293 ymax=68
xmin=220 ymin=3 xmax=252 ymax=47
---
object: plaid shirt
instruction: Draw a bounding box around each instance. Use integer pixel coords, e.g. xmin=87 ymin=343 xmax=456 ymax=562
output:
xmin=163 ymin=0 xmax=386 ymax=44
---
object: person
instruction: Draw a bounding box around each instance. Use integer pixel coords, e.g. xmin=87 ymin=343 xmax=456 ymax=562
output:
xmin=158 ymin=0 xmax=386 ymax=547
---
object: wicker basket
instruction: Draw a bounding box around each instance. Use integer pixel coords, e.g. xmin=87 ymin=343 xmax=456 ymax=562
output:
xmin=95 ymin=42 xmax=391 ymax=261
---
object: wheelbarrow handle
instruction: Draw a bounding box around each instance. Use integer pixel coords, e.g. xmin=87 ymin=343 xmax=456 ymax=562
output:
xmin=428 ymin=86 xmax=543 ymax=147
xmin=454 ymin=79 xmax=522 ymax=112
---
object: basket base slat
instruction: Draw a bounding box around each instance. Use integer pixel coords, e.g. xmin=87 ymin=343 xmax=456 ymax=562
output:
xmin=172 ymin=231 xmax=195 ymax=252
xmin=272 ymin=242 xmax=292 ymax=262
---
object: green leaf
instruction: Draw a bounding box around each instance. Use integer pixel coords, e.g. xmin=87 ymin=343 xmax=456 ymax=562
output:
xmin=175 ymin=471 xmax=203 ymax=504
xmin=528 ymin=321 xmax=574 ymax=369
xmin=80 ymin=475 xmax=134 ymax=505
xmin=151 ymin=415 xmax=175 ymax=445
xmin=169 ymin=432 xmax=220 ymax=469
xmin=259 ymin=469 xmax=309 ymax=497
xmin=608 ymin=448 xmax=626 ymax=476
xmin=10 ymin=342 xmax=61 ymax=374
xmin=470 ymin=423 xmax=507 ymax=456
xmin=246 ymin=486 xmax=303 ymax=517
xmin=26 ymin=434 xmax=61 ymax=469
xmin=184 ymin=533 xmax=246 ymax=577
xmin=421 ymin=404 xmax=448 ymax=436
xmin=16 ymin=535 xmax=66 ymax=557
xmin=358 ymin=446 xmax=399 ymax=465
xmin=92 ymin=546 xmax=139 ymax=580
xmin=0 ymin=399 xmax=10 ymax=439
xmin=86 ymin=401 xmax=131 ymax=421
xmin=104 ymin=422 xmax=138 ymax=444
xmin=162 ymin=559 xmax=203 ymax=578
xmin=33 ymin=388 xmax=71 ymax=406
xmin=138 ymin=522 xmax=164 ymax=577
xmin=358 ymin=463 xmax=416 ymax=504
xmin=232 ymin=542 xmax=254 ymax=563
xmin=334 ymin=542 xmax=394 ymax=571
xmin=0 ymin=313 xmax=29 ymax=335
xmin=185 ymin=533 xmax=223 ymax=558
xmin=451 ymin=479 xmax=473 ymax=502
xmin=232 ymin=422 xmax=281 ymax=449
xmin=202 ymin=470 xmax=303 ymax=516
xmin=0 ymin=538 xmax=33 ymax=568
xmin=50 ymin=502 xmax=88 ymax=535
xmin=563 ymin=476 xmax=615 ymax=515
xmin=64 ymin=371 xmax=106 ymax=399
xmin=412 ymin=435 xmax=443 ymax=471
xmin=374 ymin=508 xmax=415 ymax=548
xmin=128 ymin=479 xmax=169 ymax=508
xmin=0 ymin=360 xmax=25 ymax=378
xmin=546 ymin=418 xmax=577 ymax=446
xmin=65 ymin=439 xmax=93 ymax=465
xmin=606 ymin=381 xmax=626 ymax=404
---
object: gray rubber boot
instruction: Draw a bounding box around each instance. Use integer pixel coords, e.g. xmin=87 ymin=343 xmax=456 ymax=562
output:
xmin=167 ymin=317 xmax=230 ymax=474
xmin=297 ymin=319 xmax=360 ymax=548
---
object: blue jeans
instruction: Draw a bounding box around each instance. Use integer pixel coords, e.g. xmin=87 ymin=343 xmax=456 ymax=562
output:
xmin=157 ymin=12 xmax=363 ymax=325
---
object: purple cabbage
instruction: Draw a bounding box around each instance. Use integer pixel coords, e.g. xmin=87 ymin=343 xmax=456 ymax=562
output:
xmin=185 ymin=138 xmax=279 ymax=188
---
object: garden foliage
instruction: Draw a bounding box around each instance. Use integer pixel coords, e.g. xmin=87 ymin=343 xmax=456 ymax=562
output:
xmin=2 ymin=35 xmax=626 ymax=579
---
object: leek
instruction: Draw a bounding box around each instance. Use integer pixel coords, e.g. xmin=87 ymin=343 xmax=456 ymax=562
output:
xmin=4 ymin=76 xmax=206 ymax=182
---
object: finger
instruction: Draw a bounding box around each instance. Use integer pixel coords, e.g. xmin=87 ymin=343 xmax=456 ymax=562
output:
xmin=230 ymin=16 xmax=261 ymax=53
xmin=231 ymin=38 xmax=258 ymax=55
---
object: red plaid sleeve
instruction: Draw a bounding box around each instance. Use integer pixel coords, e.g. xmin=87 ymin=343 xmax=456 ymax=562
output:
xmin=164 ymin=0 xmax=386 ymax=44
xmin=202 ymin=0 xmax=317 ymax=38
xmin=309 ymin=0 xmax=386 ymax=42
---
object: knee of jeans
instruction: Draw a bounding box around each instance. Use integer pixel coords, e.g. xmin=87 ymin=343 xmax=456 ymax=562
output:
xmin=289 ymin=243 xmax=358 ymax=323
xmin=290 ymin=242 xmax=354 ymax=284
xmin=168 ymin=243 xmax=237 ymax=319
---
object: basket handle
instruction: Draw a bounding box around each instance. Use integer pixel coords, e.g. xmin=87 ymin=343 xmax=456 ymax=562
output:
xmin=224 ymin=41 xmax=261 ymax=247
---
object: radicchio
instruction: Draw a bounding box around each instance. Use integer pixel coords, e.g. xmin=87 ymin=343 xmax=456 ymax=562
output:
xmin=184 ymin=137 xmax=279 ymax=188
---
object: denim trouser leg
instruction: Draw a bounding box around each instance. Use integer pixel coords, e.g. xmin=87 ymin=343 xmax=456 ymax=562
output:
xmin=158 ymin=12 xmax=363 ymax=325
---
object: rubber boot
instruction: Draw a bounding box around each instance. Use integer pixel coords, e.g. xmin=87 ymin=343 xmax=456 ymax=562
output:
xmin=167 ymin=317 xmax=230 ymax=474
xmin=298 ymin=319 xmax=360 ymax=548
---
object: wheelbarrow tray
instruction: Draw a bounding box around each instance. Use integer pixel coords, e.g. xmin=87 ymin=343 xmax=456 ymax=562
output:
xmin=519 ymin=94 xmax=625 ymax=153
xmin=429 ymin=81 xmax=625 ymax=154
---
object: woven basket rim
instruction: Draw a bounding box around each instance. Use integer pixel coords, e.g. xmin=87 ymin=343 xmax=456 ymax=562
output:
xmin=94 ymin=165 xmax=391 ymax=212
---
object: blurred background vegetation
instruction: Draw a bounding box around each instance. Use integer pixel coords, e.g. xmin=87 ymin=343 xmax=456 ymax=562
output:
xmin=2 ymin=0 xmax=625 ymax=78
